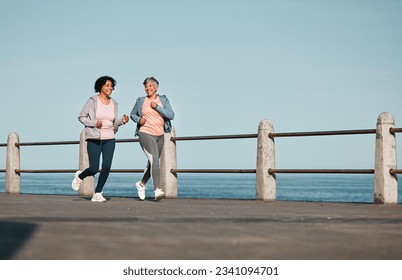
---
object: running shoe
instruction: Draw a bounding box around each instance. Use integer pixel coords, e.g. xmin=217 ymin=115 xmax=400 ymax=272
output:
xmin=71 ymin=171 xmax=82 ymax=191
xmin=91 ymin=192 xmax=107 ymax=202
xmin=154 ymin=188 xmax=165 ymax=201
xmin=135 ymin=181 xmax=146 ymax=200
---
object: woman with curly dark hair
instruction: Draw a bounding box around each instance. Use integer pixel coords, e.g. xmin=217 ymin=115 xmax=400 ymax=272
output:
xmin=72 ymin=76 xmax=129 ymax=202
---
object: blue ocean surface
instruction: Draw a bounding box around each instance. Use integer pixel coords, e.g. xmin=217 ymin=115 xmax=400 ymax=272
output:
xmin=1 ymin=173 xmax=401 ymax=203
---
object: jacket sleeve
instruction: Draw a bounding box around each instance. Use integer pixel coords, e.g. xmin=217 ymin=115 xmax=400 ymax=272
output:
xmin=78 ymin=99 xmax=97 ymax=127
xmin=130 ymin=98 xmax=142 ymax=123
xmin=156 ymin=96 xmax=175 ymax=120
xmin=113 ymin=100 xmax=124 ymax=133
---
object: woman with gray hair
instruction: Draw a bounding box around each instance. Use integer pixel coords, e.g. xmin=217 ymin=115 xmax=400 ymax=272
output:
xmin=130 ymin=77 xmax=175 ymax=201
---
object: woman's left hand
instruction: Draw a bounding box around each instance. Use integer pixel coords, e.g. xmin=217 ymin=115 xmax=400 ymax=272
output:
xmin=122 ymin=114 xmax=129 ymax=124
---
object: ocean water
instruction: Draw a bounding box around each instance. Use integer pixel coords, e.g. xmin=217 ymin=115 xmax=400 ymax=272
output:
xmin=1 ymin=173 xmax=401 ymax=203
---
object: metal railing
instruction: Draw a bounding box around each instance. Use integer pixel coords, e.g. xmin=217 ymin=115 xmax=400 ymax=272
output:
xmin=3 ymin=131 xmax=385 ymax=175
xmin=267 ymin=128 xmax=378 ymax=175
xmin=168 ymin=129 xmax=387 ymax=176
xmin=1 ymin=129 xmax=401 ymax=178
xmin=168 ymin=118 xmax=400 ymax=204
xmin=268 ymin=128 xmax=377 ymax=138
xmin=2 ymin=134 xmax=260 ymax=175
xmin=0 ymin=138 xmax=142 ymax=174
xmin=171 ymin=133 xmax=258 ymax=141
xmin=1 ymin=113 xmax=401 ymax=203
xmin=169 ymin=133 xmax=258 ymax=174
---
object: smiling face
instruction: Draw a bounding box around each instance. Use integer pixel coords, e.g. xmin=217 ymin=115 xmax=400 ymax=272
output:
xmin=144 ymin=81 xmax=158 ymax=98
xmin=100 ymin=80 xmax=114 ymax=97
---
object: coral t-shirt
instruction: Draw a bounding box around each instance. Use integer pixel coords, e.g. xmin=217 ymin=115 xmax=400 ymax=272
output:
xmin=139 ymin=97 xmax=164 ymax=136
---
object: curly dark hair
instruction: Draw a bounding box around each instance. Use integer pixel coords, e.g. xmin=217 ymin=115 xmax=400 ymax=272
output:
xmin=94 ymin=76 xmax=116 ymax=93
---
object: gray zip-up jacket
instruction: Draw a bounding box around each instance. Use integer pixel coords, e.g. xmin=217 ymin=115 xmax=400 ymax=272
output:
xmin=130 ymin=94 xmax=175 ymax=136
xmin=78 ymin=95 xmax=124 ymax=139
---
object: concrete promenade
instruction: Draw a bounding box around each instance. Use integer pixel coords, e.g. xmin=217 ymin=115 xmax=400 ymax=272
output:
xmin=0 ymin=193 xmax=402 ymax=260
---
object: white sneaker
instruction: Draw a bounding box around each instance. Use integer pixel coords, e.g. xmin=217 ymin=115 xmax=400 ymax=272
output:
xmin=154 ymin=188 xmax=165 ymax=201
xmin=135 ymin=181 xmax=146 ymax=200
xmin=91 ymin=192 xmax=107 ymax=202
xmin=71 ymin=171 xmax=82 ymax=191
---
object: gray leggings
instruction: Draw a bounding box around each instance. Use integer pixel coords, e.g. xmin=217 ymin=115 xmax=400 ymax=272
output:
xmin=138 ymin=131 xmax=164 ymax=190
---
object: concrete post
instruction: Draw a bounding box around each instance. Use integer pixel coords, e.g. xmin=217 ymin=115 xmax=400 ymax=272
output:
xmin=79 ymin=130 xmax=94 ymax=195
xmin=160 ymin=127 xmax=178 ymax=198
xmin=5 ymin=132 xmax=21 ymax=194
xmin=256 ymin=120 xmax=276 ymax=201
xmin=374 ymin=112 xmax=398 ymax=204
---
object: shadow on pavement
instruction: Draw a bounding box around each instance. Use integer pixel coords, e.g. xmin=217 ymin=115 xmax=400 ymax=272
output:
xmin=0 ymin=221 xmax=37 ymax=259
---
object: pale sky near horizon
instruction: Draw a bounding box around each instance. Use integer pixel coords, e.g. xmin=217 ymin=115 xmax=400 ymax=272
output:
xmin=1 ymin=0 xmax=402 ymax=172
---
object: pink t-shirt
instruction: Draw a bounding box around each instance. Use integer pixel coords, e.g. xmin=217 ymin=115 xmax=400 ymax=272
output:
xmin=139 ymin=97 xmax=164 ymax=136
xmin=96 ymin=98 xmax=115 ymax=140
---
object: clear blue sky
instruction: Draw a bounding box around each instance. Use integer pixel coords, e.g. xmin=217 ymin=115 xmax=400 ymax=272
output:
xmin=1 ymin=0 xmax=402 ymax=171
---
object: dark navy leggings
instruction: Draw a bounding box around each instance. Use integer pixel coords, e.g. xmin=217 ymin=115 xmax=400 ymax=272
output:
xmin=79 ymin=139 xmax=116 ymax=193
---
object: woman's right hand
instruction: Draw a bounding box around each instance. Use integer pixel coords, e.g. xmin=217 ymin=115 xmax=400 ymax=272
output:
xmin=96 ymin=120 xmax=103 ymax=128
xmin=139 ymin=117 xmax=146 ymax=126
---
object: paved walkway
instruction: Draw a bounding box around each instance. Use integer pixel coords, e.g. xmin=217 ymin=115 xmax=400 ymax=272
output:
xmin=0 ymin=193 xmax=401 ymax=260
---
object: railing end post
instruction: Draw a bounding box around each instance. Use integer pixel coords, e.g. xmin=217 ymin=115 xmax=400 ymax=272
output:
xmin=256 ymin=120 xmax=276 ymax=201
xmin=160 ymin=127 xmax=178 ymax=198
xmin=6 ymin=132 xmax=21 ymax=194
xmin=78 ymin=130 xmax=94 ymax=195
xmin=374 ymin=112 xmax=398 ymax=204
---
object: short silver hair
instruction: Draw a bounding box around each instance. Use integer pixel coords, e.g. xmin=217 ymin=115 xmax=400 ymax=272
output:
xmin=143 ymin=77 xmax=159 ymax=87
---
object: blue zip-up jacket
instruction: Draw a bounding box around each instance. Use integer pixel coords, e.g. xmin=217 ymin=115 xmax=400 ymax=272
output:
xmin=130 ymin=94 xmax=175 ymax=136
xmin=78 ymin=95 xmax=124 ymax=139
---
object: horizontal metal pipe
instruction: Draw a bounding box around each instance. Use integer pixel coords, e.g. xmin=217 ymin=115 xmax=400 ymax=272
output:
xmin=390 ymin=128 xmax=402 ymax=134
xmin=171 ymin=169 xmax=256 ymax=174
xmin=10 ymin=168 xmax=380 ymax=175
xmin=171 ymin=134 xmax=258 ymax=142
xmin=269 ymin=129 xmax=377 ymax=138
xmin=15 ymin=141 xmax=80 ymax=147
xmin=14 ymin=138 xmax=139 ymax=147
xmin=0 ymin=169 xmax=5 ymax=173
xmin=115 ymin=138 xmax=139 ymax=143
xmin=389 ymin=169 xmax=402 ymax=175
xmin=14 ymin=169 xmax=145 ymax=174
xmin=15 ymin=169 xmax=77 ymax=174
xmin=269 ymin=169 xmax=375 ymax=174
xmin=109 ymin=169 xmax=144 ymax=173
